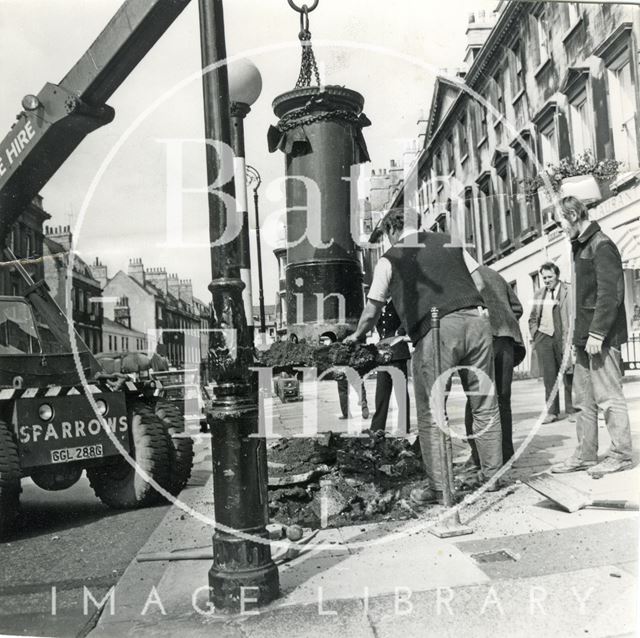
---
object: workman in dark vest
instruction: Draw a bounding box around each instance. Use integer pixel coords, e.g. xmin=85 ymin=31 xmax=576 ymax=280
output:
xmin=345 ymin=208 xmax=502 ymax=504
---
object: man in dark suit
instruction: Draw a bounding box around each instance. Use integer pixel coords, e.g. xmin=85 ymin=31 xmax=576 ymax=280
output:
xmin=528 ymin=262 xmax=575 ymax=423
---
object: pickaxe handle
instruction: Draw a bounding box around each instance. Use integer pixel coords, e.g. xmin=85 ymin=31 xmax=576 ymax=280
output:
xmin=590 ymin=500 xmax=639 ymax=511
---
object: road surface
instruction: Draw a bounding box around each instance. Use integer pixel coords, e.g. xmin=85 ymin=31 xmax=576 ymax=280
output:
xmin=0 ymin=475 xmax=171 ymax=637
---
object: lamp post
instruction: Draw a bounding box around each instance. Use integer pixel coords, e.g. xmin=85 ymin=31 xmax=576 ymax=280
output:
xmin=197 ymin=0 xmax=279 ymax=611
xmin=246 ymin=164 xmax=266 ymax=337
xmin=229 ymin=59 xmax=262 ymax=340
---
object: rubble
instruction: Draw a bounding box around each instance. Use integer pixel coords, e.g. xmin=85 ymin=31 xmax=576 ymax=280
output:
xmin=267 ymin=431 xmax=431 ymax=528
xmin=259 ymin=342 xmax=432 ymax=528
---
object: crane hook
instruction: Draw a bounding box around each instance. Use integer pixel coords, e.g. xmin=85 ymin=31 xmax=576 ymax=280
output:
xmin=287 ymin=0 xmax=319 ymax=14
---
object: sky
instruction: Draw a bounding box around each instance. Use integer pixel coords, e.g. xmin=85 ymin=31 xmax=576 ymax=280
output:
xmin=0 ymin=0 xmax=498 ymax=305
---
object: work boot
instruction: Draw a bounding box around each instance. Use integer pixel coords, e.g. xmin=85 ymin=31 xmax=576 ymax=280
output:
xmin=551 ymin=457 xmax=596 ymax=473
xmin=587 ymin=456 xmax=633 ymax=477
xmin=409 ymin=485 xmax=442 ymax=506
xmin=455 ymin=454 xmax=480 ymax=471
xmin=482 ymin=476 xmax=505 ymax=492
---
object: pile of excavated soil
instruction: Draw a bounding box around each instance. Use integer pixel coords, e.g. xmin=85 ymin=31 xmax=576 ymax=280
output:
xmin=256 ymin=341 xmax=385 ymax=377
xmin=267 ymin=431 xmax=429 ymax=528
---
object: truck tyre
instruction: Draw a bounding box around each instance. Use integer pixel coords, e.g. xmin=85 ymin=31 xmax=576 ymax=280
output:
xmin=87 ymin=403 xmax=171 ymax=509
xmin=0 ymin=419 xmax=21 ymax=539
xmin=155 ymin=400 xmax=194 ymax=496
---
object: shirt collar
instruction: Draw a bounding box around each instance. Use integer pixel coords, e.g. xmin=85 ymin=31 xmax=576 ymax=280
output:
xmin=575 ymin=221 xmax=600 ymax=244
xmin=399 ymin=228 xmax=418 ymax=240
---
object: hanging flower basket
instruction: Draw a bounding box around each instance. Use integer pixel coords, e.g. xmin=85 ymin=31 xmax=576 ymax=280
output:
xmin=559 ymin=174 xmax=603 ymax=206
xmin=522 ymin=151 xmax=623 ymax=203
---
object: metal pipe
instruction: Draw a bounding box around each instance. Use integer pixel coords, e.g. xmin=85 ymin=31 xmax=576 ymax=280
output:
xmin=429 ymin=307 xmax=473 ymax=538
xmin=247 ymin=165 xmax=266 ymax=334
xmin=230 ymin=102 xmax=255 ymax=331
xmin=430 ymin=307 xmax=454 ymax=508
xmin=198 ymin=0 xmax=279 ymax=611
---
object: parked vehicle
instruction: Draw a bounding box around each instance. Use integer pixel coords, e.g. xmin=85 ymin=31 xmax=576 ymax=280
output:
xmin=273 ymin=372 xmax=301 ymax=403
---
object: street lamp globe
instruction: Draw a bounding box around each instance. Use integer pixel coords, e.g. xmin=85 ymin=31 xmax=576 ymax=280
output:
xmin=228 ymin=58 xmax=262 ymax=107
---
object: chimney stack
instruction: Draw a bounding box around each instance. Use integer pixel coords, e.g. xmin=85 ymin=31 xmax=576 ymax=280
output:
xmin=179 ymin=279 xmax=193 ymax=306
xmin=145 ymin=266 xmax=168 ymax=294
xmin=464 ymin=10 xmax=497 ymax=66
xmin=128 ymin=257 xmax=145 ymax=285
xmin=114 ymin=295 xmax=131 ymax=329
xmin=90 ymin=257 xmax=108 ymax=289
xmin=168 ymin=272 xmax=180 ymax=300
xmin=46 ymin=224 xmax=73 ymax=252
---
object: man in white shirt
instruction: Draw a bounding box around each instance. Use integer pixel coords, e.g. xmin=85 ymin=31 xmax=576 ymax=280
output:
xmin=528 ymin=262 xmax=574 ymax=423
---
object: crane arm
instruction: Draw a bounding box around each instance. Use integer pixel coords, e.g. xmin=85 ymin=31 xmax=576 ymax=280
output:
xmin=0 ymin=0 xmax=191 ymax=246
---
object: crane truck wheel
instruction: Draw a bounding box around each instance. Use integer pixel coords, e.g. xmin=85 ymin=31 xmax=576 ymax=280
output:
xmin=87 ymin=403 xmax=171 ymax=509
xmin=0 ymin=419 xmax=21 ymax=540
xmin=154 ymin=400 xmax=194 ymax=496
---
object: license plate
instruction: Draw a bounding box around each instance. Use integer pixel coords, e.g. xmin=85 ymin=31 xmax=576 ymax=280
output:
xmin=51 ymin=444 xmax=104 ymax=464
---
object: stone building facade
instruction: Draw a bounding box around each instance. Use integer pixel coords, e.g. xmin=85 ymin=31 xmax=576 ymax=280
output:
xmin=0 ymin=195 xmax=50 ymax=296
xmin=102 ymin=316 xmax=147 ymax=354
xmin=94 ymin=258 xmax=209 ymax=368
xmin=387 ymin=1 xmax=640 ymax=371
xmin=43 ymin=225 xmax=103 ymax=354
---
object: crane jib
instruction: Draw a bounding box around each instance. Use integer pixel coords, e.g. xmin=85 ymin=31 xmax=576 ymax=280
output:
xmin=0 ymin=120 xmax=36 ymax=178
xmin=0 ymin=0 xmax=192 ymax=240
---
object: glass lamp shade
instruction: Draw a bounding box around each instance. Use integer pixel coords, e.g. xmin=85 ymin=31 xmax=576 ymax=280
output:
xmin=228 ymin=59 xmax=262 ymax=107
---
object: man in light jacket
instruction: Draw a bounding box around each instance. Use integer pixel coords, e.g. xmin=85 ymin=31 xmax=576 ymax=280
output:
xmin=528 ymin=262 xmax=575 ymax=423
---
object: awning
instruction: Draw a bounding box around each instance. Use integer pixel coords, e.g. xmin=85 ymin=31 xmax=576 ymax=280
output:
xmin=607 ymin=219 xmax=640 ymax=270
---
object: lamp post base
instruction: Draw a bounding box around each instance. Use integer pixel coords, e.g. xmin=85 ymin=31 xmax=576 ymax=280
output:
xmin=206 ymin=381 xmax=280 ymax=611
xmin=209 ymin=531 xmax=280 ymax=610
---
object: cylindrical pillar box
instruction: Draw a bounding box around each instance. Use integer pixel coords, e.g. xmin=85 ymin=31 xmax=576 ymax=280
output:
xmin=269 ymin=85 xmax=371 ymax=342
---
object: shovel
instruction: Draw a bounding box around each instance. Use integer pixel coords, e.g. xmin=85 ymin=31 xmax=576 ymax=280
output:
xmin=523 ymin=473 xmax=639 ymax=513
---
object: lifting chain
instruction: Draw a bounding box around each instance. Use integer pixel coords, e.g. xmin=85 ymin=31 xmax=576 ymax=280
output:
xmin=277 ymin=103 xmax=362 ymax=132
xmin=287 ymin=1 xmax=321 ymax=89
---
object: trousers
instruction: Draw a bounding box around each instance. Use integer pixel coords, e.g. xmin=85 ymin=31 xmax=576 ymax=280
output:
xmin=412 ymin=308 xmax=502 ymax=490
xmin=371 ymin=359 xmax=410 ymax=433
xmin=534 ymin=332 xmax=574 ymax=416
xmin=337 ymin=377 xmax=368 ymax=418
xmin=465 ymin=336 xmax=515 ymax=464
xmin=572 ymin=346 xmax=632 ymax=462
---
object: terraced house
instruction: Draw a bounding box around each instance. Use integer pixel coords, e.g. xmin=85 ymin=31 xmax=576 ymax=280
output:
xmin=387 ymin=1 xmax=640 ymax=372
